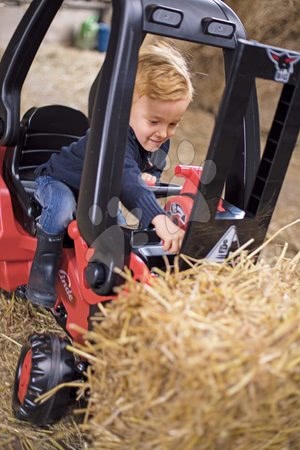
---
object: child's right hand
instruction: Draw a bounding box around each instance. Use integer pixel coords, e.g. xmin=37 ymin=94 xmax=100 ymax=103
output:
xmin=151 ymin=214 xmax=185 ymax=253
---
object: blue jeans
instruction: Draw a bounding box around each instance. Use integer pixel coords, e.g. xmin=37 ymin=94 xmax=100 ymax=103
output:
xmin=34 ymin=175 xmax=76 ymax=235
xmin=35 ymin=175 xmax=128 ymax=235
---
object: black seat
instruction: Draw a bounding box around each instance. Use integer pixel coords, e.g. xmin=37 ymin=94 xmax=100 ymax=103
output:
xmin=4 ymin=105 xmax=89 ymax=235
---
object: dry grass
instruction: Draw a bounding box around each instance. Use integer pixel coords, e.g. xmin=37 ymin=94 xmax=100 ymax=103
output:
xmin=0 ymin=294 xmax=87 ymax=449
xmin=189 ymin=0 xmax=300 ymax=113
xmin=76 ymin=248 xmax=300 ymax=450
xmin=1 ymin=241 xmax=300 ymax=449
xmin=227 ymin=0 xmax=300 ymax=47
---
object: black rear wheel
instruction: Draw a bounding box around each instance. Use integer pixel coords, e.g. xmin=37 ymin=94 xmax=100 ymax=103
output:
xmin=13 ymin=333 xmax=78 ymax=425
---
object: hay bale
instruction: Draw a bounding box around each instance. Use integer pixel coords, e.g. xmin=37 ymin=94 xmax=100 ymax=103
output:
xmin=188 ymin=0 xmax=300 ymax=114
xmin=79 ymin=251 xmax=300 ymax=450
xmin=227 ymin=0 xmax=300 ymax=47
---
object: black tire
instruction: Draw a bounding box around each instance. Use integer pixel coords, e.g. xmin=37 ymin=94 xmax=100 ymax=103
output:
xmin=12 ymin=333 xmax=77 ymax=426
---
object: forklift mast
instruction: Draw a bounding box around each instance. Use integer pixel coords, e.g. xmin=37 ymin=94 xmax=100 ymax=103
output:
xmin=181 ymin=39 xmax=300 ymax=263
xmin=1 ymin=0 xmax=297 ymax=280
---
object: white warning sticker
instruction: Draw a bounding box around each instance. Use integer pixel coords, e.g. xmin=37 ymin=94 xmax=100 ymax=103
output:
xmin=206 ymin=225 xmax=239 ymax=262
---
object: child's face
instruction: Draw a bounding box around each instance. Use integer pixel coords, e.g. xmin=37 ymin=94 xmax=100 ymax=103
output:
xmin=130 ymin=95 xmax=190 ymax=152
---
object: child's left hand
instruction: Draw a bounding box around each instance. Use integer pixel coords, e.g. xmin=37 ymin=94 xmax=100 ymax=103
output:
xmin=141 ymin=172 xmax=157 ymax=185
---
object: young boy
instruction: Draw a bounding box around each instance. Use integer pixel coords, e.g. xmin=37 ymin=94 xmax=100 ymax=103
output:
xmin=27 ymin=41 xmax=194 ymax=308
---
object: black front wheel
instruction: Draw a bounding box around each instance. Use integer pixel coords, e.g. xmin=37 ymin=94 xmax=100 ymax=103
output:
xmin=13 ymin=333 xmax=78 ymax=426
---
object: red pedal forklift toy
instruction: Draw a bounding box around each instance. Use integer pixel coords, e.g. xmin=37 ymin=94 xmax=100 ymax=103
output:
xmin=0 ymin=0 xmax=299 ymax=426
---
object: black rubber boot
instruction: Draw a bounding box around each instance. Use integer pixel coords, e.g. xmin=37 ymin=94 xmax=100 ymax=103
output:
xmin=26 ymin=227 xmax=64 ymax=308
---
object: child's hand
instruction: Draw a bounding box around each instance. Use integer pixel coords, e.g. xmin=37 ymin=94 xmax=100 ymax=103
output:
xmin=140 ymin=172 xmax=157 ymax=185
xmin=152 ymin=214 xmax=185 ymax=253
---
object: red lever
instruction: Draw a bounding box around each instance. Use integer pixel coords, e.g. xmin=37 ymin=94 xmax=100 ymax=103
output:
xmin=174 ymin=165 xmax=225 ymax=212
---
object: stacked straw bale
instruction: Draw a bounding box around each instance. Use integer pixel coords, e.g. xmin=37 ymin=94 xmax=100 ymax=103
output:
xmin=226 ymin=0 xmax=300 ymax=48
xmin=78 ymin=251 xmax=300 ymax=450
xmin=187 ymin=0 xmax=300 ymax=114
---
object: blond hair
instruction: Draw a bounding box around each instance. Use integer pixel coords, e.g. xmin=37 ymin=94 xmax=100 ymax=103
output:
xmin=134 ymin=41 xmax=194 ymax=102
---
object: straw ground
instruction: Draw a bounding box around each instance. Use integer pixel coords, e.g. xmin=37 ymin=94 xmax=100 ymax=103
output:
xmin=0 ymin=293 xmax=88 ymax=449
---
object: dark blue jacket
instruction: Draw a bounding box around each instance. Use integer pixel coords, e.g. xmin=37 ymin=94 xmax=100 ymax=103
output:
xmin=35 ymin=128 xmax=169 ymax=227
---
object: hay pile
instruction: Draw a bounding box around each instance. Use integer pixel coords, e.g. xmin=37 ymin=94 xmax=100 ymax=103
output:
xmin=0 ymin=294 xmax=86 ymax=449
xmin=227 ymin=0 xmax=300 ymax=48
xmin=188 ymin=0 xmax=300 ymax=114
xmin=78 ymin=247 xmax=300 ymax=450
